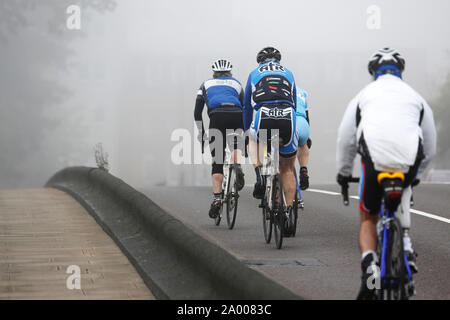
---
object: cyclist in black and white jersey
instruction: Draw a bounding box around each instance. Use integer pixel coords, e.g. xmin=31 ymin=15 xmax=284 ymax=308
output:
xmin=194 ymin=59 xmax=245 ymax=219
xmin=336 ymin=48 xmax=437 ymax=299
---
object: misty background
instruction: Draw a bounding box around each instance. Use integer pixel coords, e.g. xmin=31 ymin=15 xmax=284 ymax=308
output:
xmin=1 ymin=0 xmax=449 ymax=190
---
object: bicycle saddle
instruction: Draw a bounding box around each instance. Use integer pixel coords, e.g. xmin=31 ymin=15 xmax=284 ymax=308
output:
xmin=377 ymin=172 xmax=405 ymax=212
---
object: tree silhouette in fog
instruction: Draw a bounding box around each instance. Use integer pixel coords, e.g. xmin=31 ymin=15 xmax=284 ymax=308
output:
xmin=0 ymin=0 xmax=115 ymax=188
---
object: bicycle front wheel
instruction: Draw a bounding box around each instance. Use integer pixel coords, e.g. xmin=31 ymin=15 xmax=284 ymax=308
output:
xmin=226 ymin=164 xmax=238 ymax=230
xmin=262 ymin=202 xmax=272 ymax=243
xmin=272 ymin=174 xmax=285 ymax=249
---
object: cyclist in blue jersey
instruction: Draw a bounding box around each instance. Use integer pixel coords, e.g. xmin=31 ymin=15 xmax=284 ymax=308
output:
xmin=194 ymin=59 xmax=245 ymax=219
xmin=295 ymin=86 xmax=312 ymax=190
xmin=244 ymin=47 xmax=299 ymax=222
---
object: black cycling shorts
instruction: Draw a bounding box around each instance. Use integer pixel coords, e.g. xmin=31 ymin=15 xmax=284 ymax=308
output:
xmin=209 ymin=111 xmax=244 ymax=175
xmin=359 ymin=155 xmax=421 ymax=216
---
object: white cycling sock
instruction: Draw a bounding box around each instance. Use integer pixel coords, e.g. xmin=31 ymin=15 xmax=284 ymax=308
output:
xmin=403 ymin=236 xmax=413 ymax=253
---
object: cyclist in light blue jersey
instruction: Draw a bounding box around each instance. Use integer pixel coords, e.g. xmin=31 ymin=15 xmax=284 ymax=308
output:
xmin=295 ymin=86 xmax=312 ymax=190
xmin=244 ymin=47 xmax=299 ymax=216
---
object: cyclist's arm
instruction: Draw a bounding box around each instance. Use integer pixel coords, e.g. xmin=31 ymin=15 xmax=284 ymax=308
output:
xmin=305 ymin=90 xmax=310 ymax=124
xmin=336 ymin=97 xmax=359 ymax=176
xmin=419 ymin=101 xmax=437 ymax=174
xmin=243 ymin=74 xmax=253 ymax=132
xmin=194 ymin=85 xmax=205 ymax=134
xmin=239 ymin=85 xmax=245 ymax=107
xmin=292 ymin=81 xmax=297 ymax=111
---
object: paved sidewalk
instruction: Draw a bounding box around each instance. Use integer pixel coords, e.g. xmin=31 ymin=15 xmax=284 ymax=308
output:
xmin=0 ymin=188 xmax=154 ymax=300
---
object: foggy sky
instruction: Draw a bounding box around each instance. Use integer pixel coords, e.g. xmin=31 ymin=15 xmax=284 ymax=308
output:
xmin=1 ymin=0 xmax=450 ymax=189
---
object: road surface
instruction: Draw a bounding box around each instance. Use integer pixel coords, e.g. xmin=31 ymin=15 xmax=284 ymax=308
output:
xmin=143 ymin=183 xmax=450 ymax=300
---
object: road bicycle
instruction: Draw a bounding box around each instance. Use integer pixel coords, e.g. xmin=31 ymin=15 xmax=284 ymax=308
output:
xmin=341 ymin=173 xmax=416 ymax=300
xmin=212 ymin=133 xmax=242 ymax=230
xmin=259 ymin=133 xmax=299 ymax=249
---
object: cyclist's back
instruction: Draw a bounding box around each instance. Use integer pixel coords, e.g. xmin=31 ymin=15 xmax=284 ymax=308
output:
xmin=243 ymin=60 xmax=297 ymax=132
xmin=342 ymin=73 xmax=435 ymax=173
xmin=244 ymin=58 xmax=298 ymax=154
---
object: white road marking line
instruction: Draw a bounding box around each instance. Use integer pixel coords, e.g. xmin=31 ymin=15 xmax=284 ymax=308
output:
xmin=306 ymin=188 xmax=450 ymax=225
xmin=307 ymin=189 xmax=340 ymax=196
xmin=410 ymin=209 xmax=450 ymax=224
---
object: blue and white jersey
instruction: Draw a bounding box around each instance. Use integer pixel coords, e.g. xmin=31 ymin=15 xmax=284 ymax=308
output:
xmin=243 ymin=61 xmax=297 ymax=131
xmin=197 ymin=76 xmax=244 ymax=112
xmin=295 ymin=86 xmax=309 ymax=119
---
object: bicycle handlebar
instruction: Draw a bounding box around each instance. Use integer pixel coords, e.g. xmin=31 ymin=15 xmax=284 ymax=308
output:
xmin=341 ymin=177 xmax=360 ymax=206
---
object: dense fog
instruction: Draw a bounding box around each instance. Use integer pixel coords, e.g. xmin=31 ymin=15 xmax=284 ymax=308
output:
xmin=1 ymin=0 xmax=449 ymax=189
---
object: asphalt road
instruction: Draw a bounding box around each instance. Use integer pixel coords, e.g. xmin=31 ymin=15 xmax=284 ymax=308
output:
xmin=142 ymin=183 xmax=450 ymax=300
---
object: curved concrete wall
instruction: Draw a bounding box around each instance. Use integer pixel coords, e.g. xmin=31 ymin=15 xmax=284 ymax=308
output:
xmin=46 ymin=167 xmax=302 ymax=300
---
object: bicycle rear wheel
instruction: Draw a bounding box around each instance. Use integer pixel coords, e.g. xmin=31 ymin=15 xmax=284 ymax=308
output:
xmin=379 ymin=217 xmax=408 ymax=300
xmin=272 ymin=174 xmax=285 ymax=249
xmin=226 ymin=164 xmax=239 ymax=230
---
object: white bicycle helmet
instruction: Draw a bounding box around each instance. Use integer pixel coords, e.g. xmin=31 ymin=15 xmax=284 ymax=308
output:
xmin=212 ymin=59 xmax=233 ymax=72
xmin=368 ymin=47 xmax=405 ymax=76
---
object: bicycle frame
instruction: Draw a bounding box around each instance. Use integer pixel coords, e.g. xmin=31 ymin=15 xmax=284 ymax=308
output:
xmin=262 ymin=134 xmax=284 ymax=210
xmin=221 ymin=133 xmax=241 ymax=203
xmin=378 ymin=202 xmax=413 ymax=288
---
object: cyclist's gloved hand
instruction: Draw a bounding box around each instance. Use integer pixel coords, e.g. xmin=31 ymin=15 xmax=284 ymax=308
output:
xmin=337 ymin=173 xmax=351 ymax=187
xmin=411 ymin=178 xmax=420 ymax=187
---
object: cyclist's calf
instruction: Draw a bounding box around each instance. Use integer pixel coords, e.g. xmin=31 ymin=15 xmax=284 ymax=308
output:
xmin=279 ymin=156 xmax=296 ymax=206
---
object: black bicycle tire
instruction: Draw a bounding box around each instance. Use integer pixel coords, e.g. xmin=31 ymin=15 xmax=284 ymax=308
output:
xmin=226 ymin=164 xmax=238 ymax=230
xmin=292 ymin=190 xmax=299 ymax=237
xmin=273 ymin=174 xmax=284 ymax=249
xmin=262 ymin=202 xmax=272 ymax=243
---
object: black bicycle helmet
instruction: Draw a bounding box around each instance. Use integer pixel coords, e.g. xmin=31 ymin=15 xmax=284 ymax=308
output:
xmin=256 ymin=47 xmax=281 ymax=64
xmin=368 ymin=47 xmax=405 ymax=76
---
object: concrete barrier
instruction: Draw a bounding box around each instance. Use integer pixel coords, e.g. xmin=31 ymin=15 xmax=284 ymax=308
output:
xmin=46 ymin=167 xmax=302 ymax=300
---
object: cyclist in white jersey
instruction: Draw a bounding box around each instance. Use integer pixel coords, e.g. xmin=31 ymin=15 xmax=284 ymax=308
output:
xmin=336 ymin=48 xmax=436 ymax=299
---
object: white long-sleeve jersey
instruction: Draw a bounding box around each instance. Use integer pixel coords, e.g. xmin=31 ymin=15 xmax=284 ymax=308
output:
xmin=336 ymin=74 xmax=436 ymax=176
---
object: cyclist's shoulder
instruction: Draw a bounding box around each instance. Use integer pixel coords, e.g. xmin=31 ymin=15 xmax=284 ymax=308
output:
xmin=227 ymin=76 xmax=243 ymax=86
xmin=399 ymin=80 xmax=429 ymax=105
xmin=250 ymin=61 xmax=293 ymax=76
